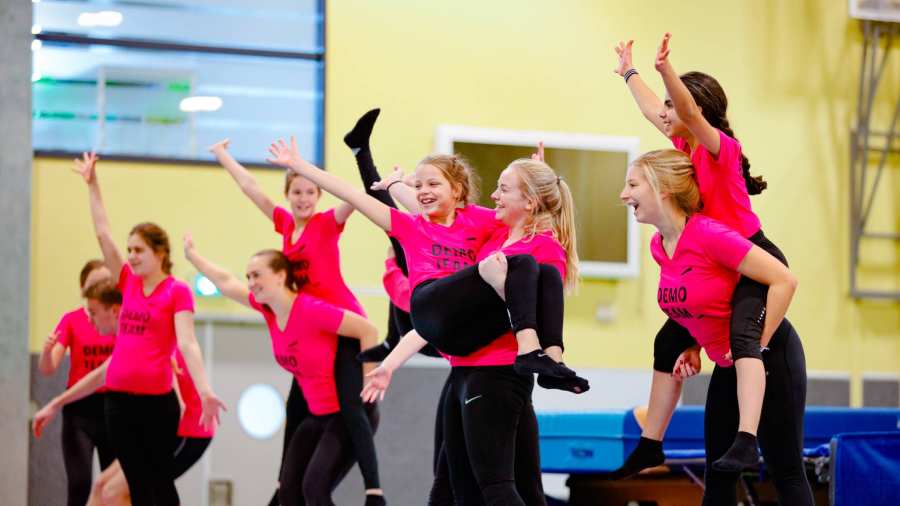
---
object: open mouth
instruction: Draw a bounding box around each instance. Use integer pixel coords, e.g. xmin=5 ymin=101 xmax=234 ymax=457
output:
xmin=419 ymin=197 xmax=437 ymax=206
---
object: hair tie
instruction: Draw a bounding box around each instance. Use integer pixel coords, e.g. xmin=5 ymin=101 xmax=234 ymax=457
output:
xmin=556 ymin=176 xmax=562 ymax=185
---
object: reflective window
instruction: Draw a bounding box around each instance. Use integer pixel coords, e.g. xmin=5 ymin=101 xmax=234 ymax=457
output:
xmin=32 ymin=0 xmax=324 ymax=164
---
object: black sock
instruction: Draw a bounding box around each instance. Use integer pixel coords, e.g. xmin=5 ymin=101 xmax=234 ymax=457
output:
xmin=608 ymin=436 xmax=665 ymax=480
xmin=344 ymin=108 xmax=381 ymax=150
xmin=712 ymin=431 xmax=759 ymax=472
xmin=357 ymin=342 xmax=392 ymax=363
xmin=537 ymin=372 xmax=590 ymax=394
xmin=513 ymin=350 xmax=576 ymax=378
xmin=365 ymin=494 xmax=387 ymax=506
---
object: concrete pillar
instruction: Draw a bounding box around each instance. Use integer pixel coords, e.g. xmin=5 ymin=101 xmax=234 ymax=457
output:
xmin=0 ymin=2 xmax=33 ymax=505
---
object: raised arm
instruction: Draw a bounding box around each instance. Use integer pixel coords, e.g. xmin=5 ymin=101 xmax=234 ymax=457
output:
xmin=735 ymin=246 xmax=799 ymax=348
xmin=268 ymin=137 xmax=392 ymax=231
xmin=73 ymin=153 xmax=124 ymax=275
xmin=33 ymin=358 xmax=109 ymax=437
xmin=37 ymin=331 xmax=66 ymax=376
xmin=614 ymin=39 xmax=667 ymax=135
xmin=175 ymin=311 xmax=225 ymax=430
xmin=654 ymin=33 xmax=721 ymax=155
xmin=183 ymin=233 xmax=251 ymax=307
xmin=210 ymin=139 xmax=277 ymax=221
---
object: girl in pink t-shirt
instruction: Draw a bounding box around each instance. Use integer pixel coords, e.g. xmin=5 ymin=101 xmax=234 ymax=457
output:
xmin=43 ymin=152 xmax=222 ymax=506
xmin=36 ymin=282 xmax=218 ymax=506
xmin=617 ymin=150 xmax=813 ymax=506
xmin=359 ymin=155 xmax=586 ymax=503
xmin=183 ymin=237 xmax=386 ymax=506
xmin=210 ymin=140 xmax=385 ymax=502
xmin=615 ymin=33 xmax=790 ymax=471
xmin=268 ymin=138 xmax=577 ymax=380
xmin=36 ymin=260 xmax=115 ymax=506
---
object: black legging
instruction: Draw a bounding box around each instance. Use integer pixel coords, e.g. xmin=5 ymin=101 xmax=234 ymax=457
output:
xmin=352 ymin=134 xmax=441 ymax=357
xmin=172 ymin=436 xmax=212 ymax=478
xmin=269 ymin=336 xmax=382 ymax=505
xmin=411 ymin=256 xmax=564 ymax=356
xmin=702 ymin=319 xmax=813 ymax=506
xmin=653 ymin=228 xmax=789 ymax=372
xmin=279 ymin=404 xmax=380 ymax=506
xmin=62 ymin=393 xmax=115 ymax=506
xmin=442 ymin=366 xmax=545 ymax=506
xmin=105 ymin=390 xmax=181 ymax=506
xmin=429 ymin=375 xmax=455 ymax=506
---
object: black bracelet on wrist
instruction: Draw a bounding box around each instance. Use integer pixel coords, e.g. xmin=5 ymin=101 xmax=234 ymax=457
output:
xmin=386 ymin=180 xmax=402 ymax=191
xmin=624 ymin=68 xmax=639 ymax=83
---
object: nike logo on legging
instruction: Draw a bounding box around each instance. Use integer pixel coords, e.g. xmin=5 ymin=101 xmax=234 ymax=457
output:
xmin=465 ymin=395 xmax=483 ymax=405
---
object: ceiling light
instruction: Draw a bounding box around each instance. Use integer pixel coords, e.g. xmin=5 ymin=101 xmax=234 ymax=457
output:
xmin=78 ymin=11 xmax=124 ymax=28
xmin=180 ymin=96 xmax=223 ymax=113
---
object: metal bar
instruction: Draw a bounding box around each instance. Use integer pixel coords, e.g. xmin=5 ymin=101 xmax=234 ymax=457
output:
xmin=861 ymin=96 xmax=900 ymax=228
xmin=862 ymin=232 xmax=900 ymax=240
xmin=35 ymin=32 xmax=324 ymax=61
xmin=852 ymin=289 xmax=900 ymax=300
xmin=857 ymin=23 xmax=883 ymax=226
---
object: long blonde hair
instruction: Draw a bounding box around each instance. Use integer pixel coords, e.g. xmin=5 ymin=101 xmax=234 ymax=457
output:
xmin=508 ymin=158 xmax=579 ymax=291
xmin=632 ymin=150 xmax=700 ymax=216
xmin=418 ymin=154 xmax=480 ymax=205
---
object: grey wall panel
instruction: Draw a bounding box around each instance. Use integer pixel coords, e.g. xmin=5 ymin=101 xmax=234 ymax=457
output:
xmin=0 ymin=1 xmax=33 ymax=504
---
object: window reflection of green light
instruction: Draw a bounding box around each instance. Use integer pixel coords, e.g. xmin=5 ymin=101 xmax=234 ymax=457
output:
xmin=32 ymin=110 xmax=186 ymax=124
xmin=31 ymin=77 xmax=190 ymax=92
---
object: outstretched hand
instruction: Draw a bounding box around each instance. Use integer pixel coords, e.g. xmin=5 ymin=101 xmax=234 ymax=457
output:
xmin=613 ymin=39 xmax=635 ymax=76
xmin=654 ymin=33 xmax=672 ymax=72
xmin=200 ymin=391 xmax=226 ymax=431
xmin=531 ymin=141 xmax=545 ymax=162
xmin=370 ymin=165 xmax=405 ymax=192
xmin=72 ymin=152 xmax=98 ymax=184
xmin=266 ymin=136 xmax=303 ymax=170
xmin=209 ymin=139 xmax=230 ymax=153
xmin=182 ymin=232 xmax=196 ymax=258
xmin=361 ymin=365 xmax=393 ymax=403
xmin=33 ymin=402 xmax=61 ymax=438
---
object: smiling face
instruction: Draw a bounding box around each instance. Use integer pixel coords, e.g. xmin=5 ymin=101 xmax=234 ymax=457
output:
xmin=413 ymin=163 xmax=461 ymax=221
xmin=126 ymin=234 xmax=164 ymax=277
xmin=620 ymin=163 xmax=663 ymax=225
xmin=659 ymin=94 xmax=689 ymax=138
xmin=245 ymin=254 xmax=287 ymax=305
xmin=285 ymin=175 xmax=321 ymax=222
xmin=491 ymin=166 xmax=533 ymax=227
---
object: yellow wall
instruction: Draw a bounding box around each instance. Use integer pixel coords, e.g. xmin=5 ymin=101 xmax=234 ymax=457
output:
xmin=30 ymin=0 xmax=899 ymax=403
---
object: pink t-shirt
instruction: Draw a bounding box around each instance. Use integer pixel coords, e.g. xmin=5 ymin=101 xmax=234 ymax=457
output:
xmin=382 ymin=257 xmax=411 ymax=312
xmin=273 ymin=206 xmax=365 ymax=316
xmin=448 ymin=229 xmax=568 ymax=367
xmin=388 ymin=205 xmax=499 ymax=291
xmin=55 ymin=308 xmax=115 ymax=389
xmin=672 ymin=130 xmax=761 ymax=238
xmin=650 ymin=215 xmax=753 ymax=366
xmin=105 ymin=265 xmax=195 ymax=395
xmin=174 ymin=350 xmax=215 ymax=438
xmin=249 ymin=293 xmax=344 ymax=415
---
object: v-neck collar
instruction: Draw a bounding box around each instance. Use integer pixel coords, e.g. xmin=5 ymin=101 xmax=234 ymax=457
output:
xmin=274 ymin=294 xmax=301 ymax=334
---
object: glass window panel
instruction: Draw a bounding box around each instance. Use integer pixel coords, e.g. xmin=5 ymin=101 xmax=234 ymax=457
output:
xmin=34 ymin=0 xmax=322 ymax=54
xmin=455 ymin=142 xmax=630 ymax=264
xmin=33 ymin=42 xmax=323 ymax=164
